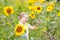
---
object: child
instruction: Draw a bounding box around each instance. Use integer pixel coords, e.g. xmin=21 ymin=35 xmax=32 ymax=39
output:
xmin=18 ymin=12 xmax=36 ymax=40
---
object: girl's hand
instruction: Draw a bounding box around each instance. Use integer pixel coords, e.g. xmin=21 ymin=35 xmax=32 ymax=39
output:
xmin=29 ymin=26 xmax=39 ymax=30
xmin=29 ymin=19 xmax=40 ymax=30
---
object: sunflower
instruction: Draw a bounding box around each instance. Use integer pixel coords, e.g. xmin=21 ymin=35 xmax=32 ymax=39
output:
xmin=29 ymin=12 xmax=36 ymax=19
xmin=49 ymin=2 xmax=55 ymax=7
xmin=28 ymin=0 xmax=37 ymax=4
xmin=14 ymin=24 xmax=25 ymax=36
xmin=4 ymin=6 xmax=14 ymax=16
xmin=28 ymin=6 xmax=35 ymax=11
xmin=57 ymin=12 xmax=60 ymax=16
xmin=47 ymin=6 xmax=53 ymax=12
xmin=35 ymin=6 xmax=43 ymax=13
xmin=39 ymin=0 xmax=45 ymax=3
xmin=47 ymin=3 xmax=55 ymax=12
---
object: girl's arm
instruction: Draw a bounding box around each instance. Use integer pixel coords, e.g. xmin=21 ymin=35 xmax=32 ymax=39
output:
xmin=29 ymin=26 xmax=36 ymax=30
xmin=28 ymin=20 xmax=40 ymax=30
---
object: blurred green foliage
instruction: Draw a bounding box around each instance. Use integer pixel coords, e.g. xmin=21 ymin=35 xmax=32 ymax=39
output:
xmin=0 ymin=0 xmax=60 ymax=40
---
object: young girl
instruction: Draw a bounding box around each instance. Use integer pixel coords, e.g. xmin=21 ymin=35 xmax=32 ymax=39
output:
xmin=18 ymin=12 xmax=36 ymax=40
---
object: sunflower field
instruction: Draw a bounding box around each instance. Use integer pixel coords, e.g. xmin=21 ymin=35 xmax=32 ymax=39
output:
xmin=0 ymin=0 xmax=60 ymax=40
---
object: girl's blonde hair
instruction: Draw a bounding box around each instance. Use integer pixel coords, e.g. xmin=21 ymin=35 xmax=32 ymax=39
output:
xmin=18 ymin=12 xmax=28 ymax=19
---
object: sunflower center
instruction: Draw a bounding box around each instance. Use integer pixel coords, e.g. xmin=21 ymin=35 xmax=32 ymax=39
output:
xmin=6 ymin=8 xmax=11 ymax=14
xmin=16 ymin=26 xmax=22 ymax=33
xmin=48 ymin=7 xmax=51 ymax=10
xmin=37 ymin=7 xmax=40 ymax=10
xmin=31 ymin=14 xmax=34 ymax=16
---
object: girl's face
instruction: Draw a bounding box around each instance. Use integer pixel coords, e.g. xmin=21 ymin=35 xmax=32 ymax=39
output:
xmin=21 ymin=15 xmax=29 ymax=24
